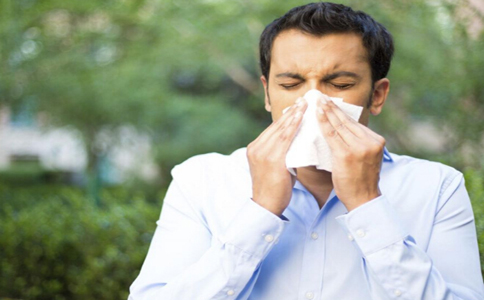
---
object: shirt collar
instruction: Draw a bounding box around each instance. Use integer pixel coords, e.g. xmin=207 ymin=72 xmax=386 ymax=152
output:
xmin=294 ymin=180 xmax=306 ymax=191
xmin=383 ymin=147 xmax=393 ymax=162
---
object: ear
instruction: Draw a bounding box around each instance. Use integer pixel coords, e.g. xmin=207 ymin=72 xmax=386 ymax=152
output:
xmin=260 ymin=75 xmax=271 ymax=112
xmin=370 ymin=78 xmax=390 ymax=116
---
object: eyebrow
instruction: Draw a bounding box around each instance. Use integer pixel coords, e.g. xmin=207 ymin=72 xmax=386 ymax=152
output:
xmin=275 ymin=71 xmax=361 ymax=81
xmin=275 ymin=72 xmax=305 ymax=80
xmin=323 ymin=71 xmax=361 ymax=81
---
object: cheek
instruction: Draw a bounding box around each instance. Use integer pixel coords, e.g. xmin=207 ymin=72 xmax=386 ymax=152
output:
xmin=358 ymin=109 xmax=370 ymax=126
xmin=267 ymin=89 xmax=297 ymax=120
xmin=271 ymin=111 xmax=282 ymax=122
xmin=270 ymin=103 xmax=290 ymax=122
xmin=343 ymin=87 xmax=373 ymax=107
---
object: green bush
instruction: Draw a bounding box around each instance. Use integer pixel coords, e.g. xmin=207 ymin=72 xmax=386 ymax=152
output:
xmin=464 ymin=168 xmax=484 ymax=276
xmin=1 ymin=169 xmax=483 ymax=299
xmin=0 ymin=163 xmax=72 ymax=186
xmin=0 ymin=185 xmax=161 ymax=300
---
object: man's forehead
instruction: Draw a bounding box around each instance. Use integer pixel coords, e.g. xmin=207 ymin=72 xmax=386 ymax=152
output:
xmin=270 ymin=30 xmax=369 ymax=74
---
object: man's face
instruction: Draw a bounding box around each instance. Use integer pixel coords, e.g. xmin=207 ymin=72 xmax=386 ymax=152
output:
xmin=261 ymin=29 xmax=389 ymax=126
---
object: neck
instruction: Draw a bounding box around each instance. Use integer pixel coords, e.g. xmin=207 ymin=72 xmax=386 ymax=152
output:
xmin=296 ymin=166 xmax=333 ymax=209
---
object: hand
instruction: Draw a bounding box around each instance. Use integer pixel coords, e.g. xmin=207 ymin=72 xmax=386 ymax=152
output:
xmin=317 ymin=99 xmax=385 ymax=211
xmin=247 ymin=99 xmax=308 ymax=216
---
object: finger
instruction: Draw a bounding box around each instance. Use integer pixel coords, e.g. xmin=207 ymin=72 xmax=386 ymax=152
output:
xmin=318 ymin=101 xmax=358 ymax=146
xmin=252 ymin=98 xmax=303 ymax=144
xmin=267 ymin=97 xmax=306 ymax=132
xmin=274 ymin=99 xmax=308 ymax=152
xmin=317 ymin=104 xmax=349 ymax=149
xmin=323 ymin=101 xmax=386 ymax=153
xmin=275 ymin=97 xmax=306 ymax=130
xmin=322 ymin=100 xmax=385 ymax=146
xmin=323 ymin=100 xmax=366 ymax=138
xmin=254 ymin=98 xmax=307 ymax=151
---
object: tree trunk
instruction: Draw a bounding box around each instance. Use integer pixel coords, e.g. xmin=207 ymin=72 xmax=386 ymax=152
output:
xmin=84 ymin=132 xmax=102 ymax=206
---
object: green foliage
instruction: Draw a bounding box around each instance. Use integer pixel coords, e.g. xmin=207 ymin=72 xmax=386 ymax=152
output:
xmin=0 ymin=0 xmax=484 ymax=297
xmin=0 ymin=161 xmax=71 ymax=186
xmin=1 ymin=173 xmax=483 ymax=299
xmin=152 ymin=93 xmax=262 ymax=182
xmin=2 ymin=0 xmax=483 ymax=175
xmin=0 ymin=161 xmax=45 ymax=184
xmin=464 ymin=168 xmax=484 ymax=276
xmin=0 ymin=185 xmax=161 ymax=300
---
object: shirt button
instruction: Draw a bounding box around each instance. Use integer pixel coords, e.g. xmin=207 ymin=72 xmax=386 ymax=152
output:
xmin=311 ymin=232 xmax=319 ymax=240
xmin=356 ymin=229 xmax=366 ymax=238
xmin=305 ymin=291 xmax=314 ymax=299
xmin=348 ymin=234 xmax=354 ymax=241
xmin=264 ymin=234 xmax=274 ymax=243
xmin=227 ymin=289 xmax=235 ymax=296
xmin=394 ymin=289 xmax=402 ymax=297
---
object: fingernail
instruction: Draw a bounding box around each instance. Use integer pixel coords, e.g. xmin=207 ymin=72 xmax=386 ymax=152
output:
xmin=296 ymin=98 xmax=305 ymax=107
xmin=294 ymin=111 xmax=303 ymax=118
xmin=296 ymin=97 xmax=303 ymax=103
xmin=319 ymin=98 xmax=327 ymax=105
xmin=317 ymin=107 xmax=324 ymax=115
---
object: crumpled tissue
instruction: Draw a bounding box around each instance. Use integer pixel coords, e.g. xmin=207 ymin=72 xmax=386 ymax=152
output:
xmin=285 ymin=89 xmax=363 ymax=175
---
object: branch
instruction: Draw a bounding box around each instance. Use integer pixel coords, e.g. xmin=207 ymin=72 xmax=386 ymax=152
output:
xmin=203 ymin=43 xmax=261 ymax=96
xmin=222 ymin=62 xmax=260 ymax=96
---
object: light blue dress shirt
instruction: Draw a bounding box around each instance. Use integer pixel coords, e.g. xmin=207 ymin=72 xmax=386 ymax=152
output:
xmin=129 ymin=148 xmax=484 ymax=300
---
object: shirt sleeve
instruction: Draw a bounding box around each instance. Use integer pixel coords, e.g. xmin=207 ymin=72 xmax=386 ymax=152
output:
xmin=128 ymin=165 xmax=287 ymax=300
xmin=336 ymin=174 xmax=484 ymax=300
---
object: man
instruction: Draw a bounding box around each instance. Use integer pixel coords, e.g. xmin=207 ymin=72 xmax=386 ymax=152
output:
xmin=129 ymin=2 xmax=484 ymax=299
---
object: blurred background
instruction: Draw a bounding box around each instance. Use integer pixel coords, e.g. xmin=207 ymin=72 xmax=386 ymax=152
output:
xmin=1 ymin=0 xmax=483 ymax=299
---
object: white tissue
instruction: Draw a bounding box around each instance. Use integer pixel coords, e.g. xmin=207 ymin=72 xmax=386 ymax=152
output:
xmin=285 ymin=89 xmax=363 ymax=175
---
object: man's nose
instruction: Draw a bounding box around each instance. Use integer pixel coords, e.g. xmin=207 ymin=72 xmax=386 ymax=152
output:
xmin=303 ymin=83 xmax=328 ymax=97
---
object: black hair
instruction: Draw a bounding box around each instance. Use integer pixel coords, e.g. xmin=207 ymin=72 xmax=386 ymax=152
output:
xmin=259 ymin=2 xmax=394 ymax=83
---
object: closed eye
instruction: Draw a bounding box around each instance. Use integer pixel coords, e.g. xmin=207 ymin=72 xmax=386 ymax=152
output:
xmin=331 ymin=83 xmax=353 ymax=90
xmin=280 ymin=83 xmax=301 ymax=89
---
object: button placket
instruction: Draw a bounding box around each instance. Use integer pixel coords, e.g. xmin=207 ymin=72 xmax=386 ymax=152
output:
xmin=299 ymin=219 xmax=325 ymax=300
